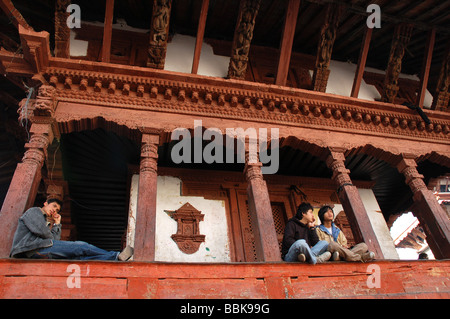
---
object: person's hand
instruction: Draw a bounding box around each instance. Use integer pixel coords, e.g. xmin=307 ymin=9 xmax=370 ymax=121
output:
xmin=52 ymin=213 xmax=61 ymax=225
xmin=308 ymin=217 xmax=316 ymax=228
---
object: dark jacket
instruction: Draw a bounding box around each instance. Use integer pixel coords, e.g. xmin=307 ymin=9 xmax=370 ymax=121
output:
xmin=10 ymin=207 xmax=61 ymax=258
xmin=281 ymin=217 xmax=319 ymax=259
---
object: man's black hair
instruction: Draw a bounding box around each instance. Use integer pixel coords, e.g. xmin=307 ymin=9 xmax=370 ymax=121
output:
xmin=295 ymin=202 xmax=313 ymax=219
xmin=46 ymin=198 xmax=63 ymax=209
xmin=318 ymin=205 xmax=334 ymax=225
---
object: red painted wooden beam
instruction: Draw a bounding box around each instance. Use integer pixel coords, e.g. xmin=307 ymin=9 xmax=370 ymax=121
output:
xmin=101 ymin=0 xmax=115 ymax=63
xmin=351 ymin=27 xmax=372 ymax=98
xmin=275 ymin=0 xmax=301 ymax=86
xmin=191 ymin=0 xmax=209 ymax=74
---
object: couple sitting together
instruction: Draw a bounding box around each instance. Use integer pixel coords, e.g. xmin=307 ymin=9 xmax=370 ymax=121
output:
xmin=281 ymin=202 xmax=375 ymax=264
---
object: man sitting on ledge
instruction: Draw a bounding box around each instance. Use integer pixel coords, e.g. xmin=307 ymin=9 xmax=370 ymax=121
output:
xmin=281 ymin=202 xmax=331 ymax=264
xmin=10 ymin=198 xmax=133 ymax=261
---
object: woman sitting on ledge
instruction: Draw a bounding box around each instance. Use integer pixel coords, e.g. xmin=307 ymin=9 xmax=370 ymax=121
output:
xmin=316 ymin=205 xmax=375 ymax=262
xmin=10 ymin=198 xmax=133 ymax=261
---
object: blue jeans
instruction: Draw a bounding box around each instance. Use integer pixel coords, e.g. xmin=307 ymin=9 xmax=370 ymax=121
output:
xmin=30 ymin=240 xmax=119 ymax=261
xmin=284 ymin=239 xmax=329 ymax=264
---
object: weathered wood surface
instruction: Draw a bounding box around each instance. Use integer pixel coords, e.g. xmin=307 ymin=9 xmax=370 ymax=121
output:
xmin=1 ymin=259 xmax=448 ymax=299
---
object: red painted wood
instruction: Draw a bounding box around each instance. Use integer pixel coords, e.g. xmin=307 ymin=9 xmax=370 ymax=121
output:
xmin=0 ymin=123 xmax=52 ymax=257
xmin=191 ymin=0 xmax=209 ymax=74
xmin=1 ymin=259 xmax=448 ymax=299
xmin=351 ymin=27 xmax=372 ymax=98
xmin=275 ymin=0 xmax=301 ymax=86
xmin=416 ymin=28 xmax=435 ymax=108
xmin=134 ymin=133 xmax=159 ymax=261
xmin=101 ymin=0 xmax=114 ymax=63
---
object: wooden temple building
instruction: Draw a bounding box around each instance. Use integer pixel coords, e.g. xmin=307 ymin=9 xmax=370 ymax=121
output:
xmin=0 ymin=0 xmax=449 ymax=299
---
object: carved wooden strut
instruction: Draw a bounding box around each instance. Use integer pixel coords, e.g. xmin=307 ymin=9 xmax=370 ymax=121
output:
xmin=227 ymin=0 xmax=261 ymax=79
xmin=147 ymin=0 xmax=172 ymax=69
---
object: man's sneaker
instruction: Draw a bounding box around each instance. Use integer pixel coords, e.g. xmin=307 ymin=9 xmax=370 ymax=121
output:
xmin=118 ymin=246 xmax=134 ymax=261
xmin=332 ymin=251 xmax=340 ymax=261
xmin=297 ymin=253 xmax=306 ymax=262
xmin=362 ymin=251 xmax=375 ymax=262
xmin=316 ymin=251 xmax=331 ymax=263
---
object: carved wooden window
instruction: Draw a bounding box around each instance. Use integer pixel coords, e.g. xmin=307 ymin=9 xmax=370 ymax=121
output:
xmin=243 ymin=201 xmax=287 ymax=262
xmin=271 ymin=202 xmax=288 ymax=253
xmin=170 ymin=202 xmax=206 ymax=254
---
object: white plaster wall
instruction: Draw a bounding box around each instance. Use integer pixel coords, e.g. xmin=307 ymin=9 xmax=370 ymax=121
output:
xmin=164 ymin=34 xmax=230 ymax=78
xmin=69 ymin=30 xmax=89 ymax=56
xmin=325 ymin=60 xmax=381 ymax=101
xmin=358 ymin=188 xmax=399 ymax=259
xmin=127 ymin=175 xmax=230 ymax=262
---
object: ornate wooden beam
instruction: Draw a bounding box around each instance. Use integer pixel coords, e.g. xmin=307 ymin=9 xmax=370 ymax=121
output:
xmin=381 ymin=23 xmax=414 ymax=103
xmin=147 ymin=0 xmax=172 ymax=69
xmin=0 ymin=0 xmax=32 ymax=30
xmin=312 ymin=3 xmax=342 ymax=92
xmin=227 ymin=0 xmax=261 ymax=80
xmin=18 ymin=25 xmax=51 ymax=75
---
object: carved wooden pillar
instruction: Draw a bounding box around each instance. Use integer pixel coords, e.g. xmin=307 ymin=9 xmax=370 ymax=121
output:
xmin=312 ymin=3 xmax=342 ymax=92
xmin=325 ymin=148 xmax=384 ymax=258
xmin=227 ymin=0 xmax=261 ymax=80
xmin=381 ymin=23 xmax=413 ymax=103
xmin=54 ymin=0 xmax=71 ymax=58
xmin=431 ymin=42 xmax=450 ymax=111
xmin=396 ymin=154 xmax=450 ymax=259
xmin=147 ymin=0 xmax=172 ymax=69
xmin=244 ymin=141 xmax=281 ymax=261
xmin=134 ymin=132 xmax=159 ymax=261
xmin=0 ymin=84 xmax=57 ymax=257
xmin=0 ymin=123 xmax=52 ymax=257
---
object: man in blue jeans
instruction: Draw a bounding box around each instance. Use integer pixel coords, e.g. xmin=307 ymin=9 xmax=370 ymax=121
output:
xmin=281 ymin=202 xmax=331 ymax=264
xmin=10 ymin=198 xmax=133 ymax=261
